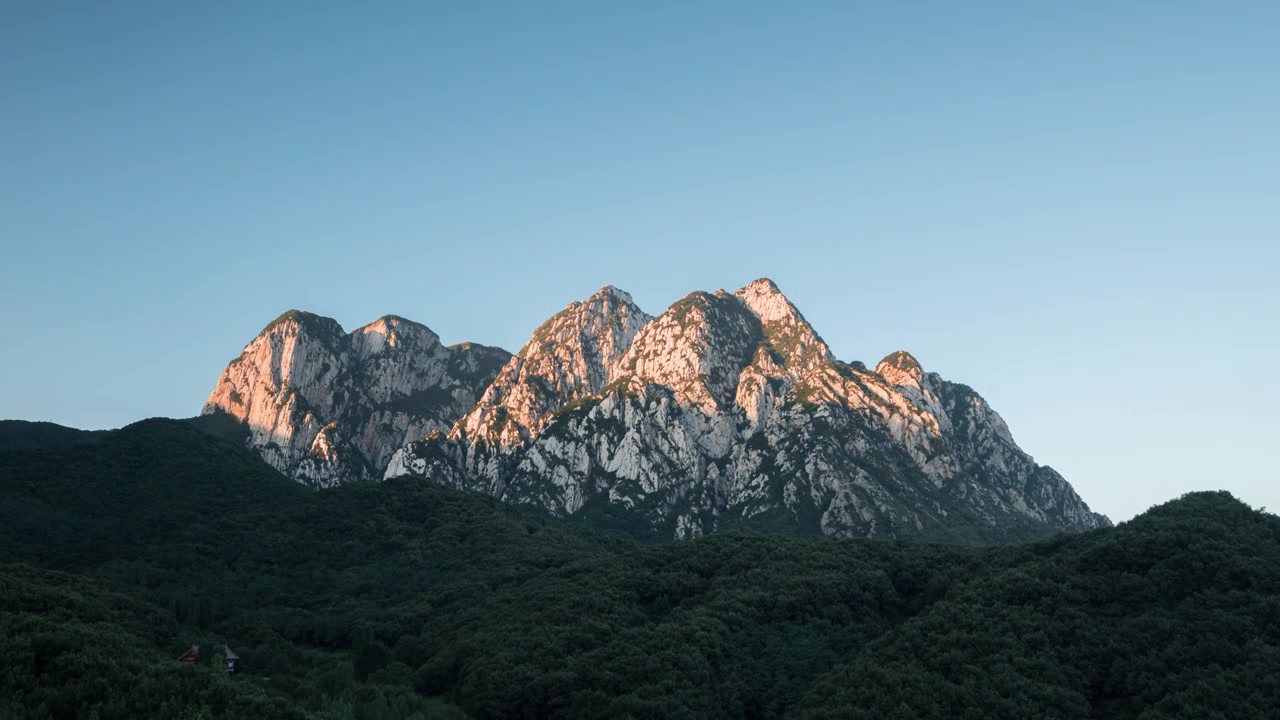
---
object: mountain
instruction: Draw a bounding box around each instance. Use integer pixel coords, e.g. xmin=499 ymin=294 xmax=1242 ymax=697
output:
xmin=202 ymin=310 xmax=510 ymax=487
xmin=385 ymin=279 xmax=1108 ymax=542
xmin=0 ymin=420 xmax=1275 ymax=719
xmin=200 ymin=280 xmax=1105 ymax=541
xmin=388 ymin=285 xmax=654 ymax=497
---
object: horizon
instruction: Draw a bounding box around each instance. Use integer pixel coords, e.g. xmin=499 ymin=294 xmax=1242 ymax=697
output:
xmin=3 ymin=2 xmax=1278 ymax=523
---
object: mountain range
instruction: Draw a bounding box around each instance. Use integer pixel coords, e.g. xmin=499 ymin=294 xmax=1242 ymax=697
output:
xmin=203 ymin=279 xmax=1108 ymax=542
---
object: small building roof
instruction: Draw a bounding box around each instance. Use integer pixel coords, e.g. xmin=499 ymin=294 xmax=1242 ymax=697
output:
xmin=223 ymin=645 xmax=239 ymax=660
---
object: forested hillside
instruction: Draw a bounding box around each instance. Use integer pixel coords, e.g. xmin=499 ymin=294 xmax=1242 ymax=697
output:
xmin=1 ymin=419 xmax=1276 ymax=719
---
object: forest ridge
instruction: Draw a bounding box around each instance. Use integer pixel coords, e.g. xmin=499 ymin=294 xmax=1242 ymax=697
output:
xmin=0 ymin=419 xmax=1275 ymax=718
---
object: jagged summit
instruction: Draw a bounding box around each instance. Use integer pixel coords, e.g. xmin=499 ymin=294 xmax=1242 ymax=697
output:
xmin=618 ymin=289 xmax=761 ymax=413
xmin=380 ymin=280 xmax=1106 ymax=541
xmin=351 ymin=315 xmax=441 ymax=354
xmin=204 ymin=309 xmax=511 ymax=487
xmin=734 ymin=278 xmax=833 ymax=377
xmin=669 ymin=290 xmax=719 ymax=311
xmin=449 ymin=284 xmax=653 ymax=466
xmin=258 ymin=310 xmax=443 ymax=346
xmin=357 ymin=314 xmax=430 ymax=330
xmin=733 ymin=278 xmax=815 ymax=324
xmin=875 ymin=350 xmax=926 ymax=389
xmin=735 ymin=279 xmax=795 ymax=319
xmin=879 ymin=350 xmax=922 ymax=371
xmin=743 ymin=277 xmax=782 ymax=293
xmin=208 ymin=281 xmax=1107 ymax=543
xmin=258 ymin=309 xmax=345 ymax=340
xmin=593 ymin=284 xmax=635 ymax=303
xmin=523 ymin=284 xmax=648 ymax=357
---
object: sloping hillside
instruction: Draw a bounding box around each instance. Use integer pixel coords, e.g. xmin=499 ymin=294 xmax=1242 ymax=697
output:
xmin=1 ymin=419 xmax=1275 ymax=719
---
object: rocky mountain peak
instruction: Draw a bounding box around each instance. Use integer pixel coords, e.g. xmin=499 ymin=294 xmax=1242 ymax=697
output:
xmin=385 ymin=280 xmax=1107 ymax=542
xmin=879 ymin=350 xmax=922 ymax=371
xmin=206 ymin=281 xmax=1108 ymax=545
xmin=734 ymin=278 xmax=792 ymax=321
xmin=258 ymin=309 xmax=345 ymax=344
xmin=358 ymin=314 xmax=428 ymax=333
xmin=351 ymin=315 xmax=441 ymax=357
xmin=204 ymin=310 xmax=510 ymax=487
xmin=617 ymin=290 xmax=761 ymax=413
xmin=742 ymin=276 xmax=781 ymax=292
xmin=876 ymin=350 xmax=925 ymax=388
xmin=592 ymin=284 xmax=635 ymax=304
xmin=734 ymin=279 xmax=833 ymax=375
xmin=523 ymin=285 xmax=649 ymax=359
xmin=451 ymin=286 xmax=652 ymax=451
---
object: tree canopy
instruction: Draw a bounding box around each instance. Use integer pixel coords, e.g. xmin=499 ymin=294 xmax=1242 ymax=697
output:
xmin=1 ymin=419 xmax=1276 ymax=718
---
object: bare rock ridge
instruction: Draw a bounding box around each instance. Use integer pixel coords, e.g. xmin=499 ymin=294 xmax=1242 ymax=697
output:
xmin=206 ymin=281 xmax=1110 ymax=541
xmin=202 ymin=310 xmax=510 ymax=487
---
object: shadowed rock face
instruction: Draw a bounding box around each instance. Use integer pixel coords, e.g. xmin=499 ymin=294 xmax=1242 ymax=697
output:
xmin=203 ymin=311 xmax=509 ymax=488
xmin=384 ymin=279 xmax=1110 ymax=542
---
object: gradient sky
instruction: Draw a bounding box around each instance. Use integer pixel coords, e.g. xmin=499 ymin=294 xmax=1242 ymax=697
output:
xmin=2 ymin=2 xmax=1277 ymax=521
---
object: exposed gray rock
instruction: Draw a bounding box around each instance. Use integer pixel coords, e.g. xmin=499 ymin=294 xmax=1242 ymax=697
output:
xmin=203 ymin=310 xmax=509 ymax=487
xmin=386 ymin=280 xmax=1110 ymax=541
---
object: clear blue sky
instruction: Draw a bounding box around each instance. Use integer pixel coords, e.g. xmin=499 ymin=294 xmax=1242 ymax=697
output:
xmin=2 ymin=2 xmax=1277 ymax=521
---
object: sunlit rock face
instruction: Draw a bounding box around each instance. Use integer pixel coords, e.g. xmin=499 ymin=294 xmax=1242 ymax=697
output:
xmin=203 ymin=282 xmax=1108 ymax=540
xmin=203 ymin=311 xmax=509 ymax=487
xmin=418 ymin=285 xmax=655 ymax=496
xmin=386 ymin=279 xmax=1110 ymax=542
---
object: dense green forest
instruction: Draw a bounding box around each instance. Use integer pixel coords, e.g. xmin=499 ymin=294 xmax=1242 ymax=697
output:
xmin=1 ymin=419 xmax=1277 ymax=719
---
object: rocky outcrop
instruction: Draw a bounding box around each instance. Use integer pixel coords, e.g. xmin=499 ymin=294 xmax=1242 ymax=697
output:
xmin=386 ymin=280 xmax=1110 ymax=542
xmin=203 ymin=310 xmax=509 ymax=487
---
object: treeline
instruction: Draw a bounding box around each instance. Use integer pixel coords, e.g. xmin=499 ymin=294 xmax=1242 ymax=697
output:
xmin=1 ymin=419 xmax=1277 ymax=718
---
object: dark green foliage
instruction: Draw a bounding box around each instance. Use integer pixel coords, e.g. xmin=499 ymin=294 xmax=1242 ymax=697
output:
xmin=185 ymin=411 xmax=253 ymax=445
xmin=0 ymin=564 xmax=310 ymax=719
xmin=0 ymin=420 xmax=107 ymax=452
xmin=795 ymin=492 xmax=1280 ymax=719
xmin=353 ymin=630 xmax=391 ymax=682
xmin=1 ymin=420 xmax=1277 ymax=718
xmin=446 ymin=342 xmax=513 ymax=388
